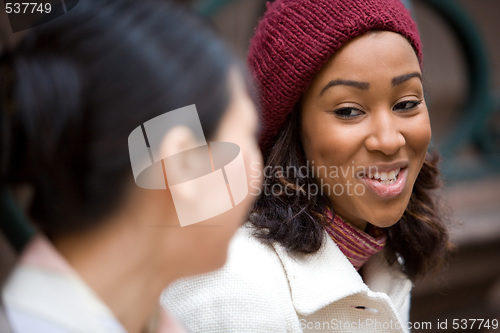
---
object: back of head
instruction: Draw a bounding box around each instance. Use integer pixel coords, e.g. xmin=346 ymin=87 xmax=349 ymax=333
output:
xmin=0 ymin=0 xmax=237 ymax=238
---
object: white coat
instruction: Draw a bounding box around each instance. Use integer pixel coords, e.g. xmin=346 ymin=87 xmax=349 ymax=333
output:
xmin=162 ymin=225 xmax=412 ymax=333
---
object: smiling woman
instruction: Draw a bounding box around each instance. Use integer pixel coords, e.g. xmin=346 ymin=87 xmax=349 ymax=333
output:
xmin=245 ymin=4 xmax=449 ymax=281
xmin=162 ymin=1 xmax=450 ymax=332
xmin=300 ymin=31 xmax=432 ymax=231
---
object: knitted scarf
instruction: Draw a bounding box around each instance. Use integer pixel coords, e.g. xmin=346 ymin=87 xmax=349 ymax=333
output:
xmin=324 ymin=208 xmax=387 ymax=270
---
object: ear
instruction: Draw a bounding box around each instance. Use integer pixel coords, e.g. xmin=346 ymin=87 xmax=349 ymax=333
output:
xmin=159 ymin=126 xmax=207 ymax=202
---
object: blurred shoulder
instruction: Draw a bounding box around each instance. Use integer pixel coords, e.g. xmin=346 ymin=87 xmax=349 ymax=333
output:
xmin=161 ymin=224 xmax=295 ymax=332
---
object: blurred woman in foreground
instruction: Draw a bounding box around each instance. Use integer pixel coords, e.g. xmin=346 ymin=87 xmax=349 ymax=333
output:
xmin=0 ymin=0 xmax=261 ymax=331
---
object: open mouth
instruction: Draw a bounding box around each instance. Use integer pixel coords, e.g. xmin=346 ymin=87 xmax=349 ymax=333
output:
xmin=359 ymin=166 xmax=409 ymax=199
xmin=367 ymin=168 xmax=401 ymax=185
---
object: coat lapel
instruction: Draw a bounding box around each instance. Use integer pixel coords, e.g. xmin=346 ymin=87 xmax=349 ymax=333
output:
xmin=361 ymin=251 xmax=413 ymax=310
xmin=272 ymin=234 xmax=367 ymax=316
xmin=272 ymin=232 xmax=412 ymax=317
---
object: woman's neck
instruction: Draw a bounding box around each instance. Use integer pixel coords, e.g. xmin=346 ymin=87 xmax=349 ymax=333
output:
xmin=53 ymin=217 xmax=177 ymax=333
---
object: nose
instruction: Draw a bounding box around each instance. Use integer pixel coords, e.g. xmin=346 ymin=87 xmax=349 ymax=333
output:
xmin=364 ymin=110 xmax=406 ymax=155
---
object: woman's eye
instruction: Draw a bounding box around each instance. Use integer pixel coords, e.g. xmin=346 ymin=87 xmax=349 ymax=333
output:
xmin=394 ymin=100 xmax=422 ymax=112
xmin=333 ymin=107 xmax=364 ymax=119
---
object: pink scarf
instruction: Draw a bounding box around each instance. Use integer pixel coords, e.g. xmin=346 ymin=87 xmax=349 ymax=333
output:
xmin=324 ymin=209 xmax=387 ymax=270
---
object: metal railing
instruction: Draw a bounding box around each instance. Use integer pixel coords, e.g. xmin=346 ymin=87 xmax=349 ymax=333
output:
xmin=418 ymin=0 xmax=500 ymax=180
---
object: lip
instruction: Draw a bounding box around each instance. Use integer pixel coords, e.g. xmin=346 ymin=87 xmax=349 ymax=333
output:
xmin=358 ymin=164 xmax=409 ymax=199
xmin=357 ymin=161 xmax=409 ymax=175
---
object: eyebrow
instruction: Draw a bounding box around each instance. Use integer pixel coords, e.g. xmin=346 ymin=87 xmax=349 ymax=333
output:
xmin=320 ymin=79 xmax=369 ymax=96
xmin=392 ymin=72 xmax=422 ymax=86
xmin=319 ymin=72 xmax=423 ymax=97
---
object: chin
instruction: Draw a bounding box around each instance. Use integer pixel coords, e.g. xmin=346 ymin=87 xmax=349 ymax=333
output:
xmin=366 ymin=207 xmax=406 ymax=229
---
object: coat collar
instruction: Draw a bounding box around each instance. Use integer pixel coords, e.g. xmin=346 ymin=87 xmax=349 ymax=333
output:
xmin=272 ymin=232 xmax=412 ymax=316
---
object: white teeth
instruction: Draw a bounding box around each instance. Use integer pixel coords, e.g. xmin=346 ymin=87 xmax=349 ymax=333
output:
xmin=368 ymin=167 xmax=401 ymax=183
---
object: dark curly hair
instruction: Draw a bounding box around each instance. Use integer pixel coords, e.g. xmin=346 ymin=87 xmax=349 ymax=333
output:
xmin=250 ymin=105 xmax=450 ymax=280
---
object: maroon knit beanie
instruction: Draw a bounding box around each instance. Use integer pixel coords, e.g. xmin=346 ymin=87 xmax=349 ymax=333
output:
xmin=248 ymin=0 xmax=422 ymax=154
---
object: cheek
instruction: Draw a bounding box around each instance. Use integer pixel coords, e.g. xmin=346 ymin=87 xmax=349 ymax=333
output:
xmin=302 ymin=113 xmax=359 ymax=170
xmin=243 ymin=141 xmax=263 ymax=197
xmin=403 ymin=111 xmax=432 ymax=158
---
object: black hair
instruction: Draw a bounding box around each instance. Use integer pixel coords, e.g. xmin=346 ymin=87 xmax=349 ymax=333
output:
xmin=0 ymin=0 xmax=238 ymax=238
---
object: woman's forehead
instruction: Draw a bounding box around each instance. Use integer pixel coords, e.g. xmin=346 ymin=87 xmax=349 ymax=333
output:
xmin=315 ymin=32 xmax=420 ymax=82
